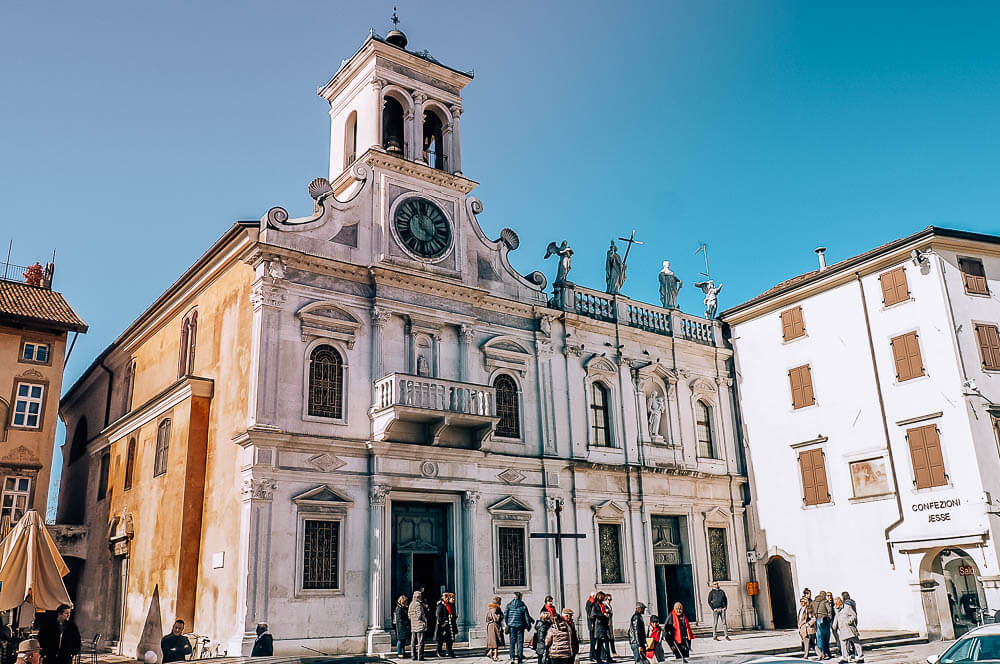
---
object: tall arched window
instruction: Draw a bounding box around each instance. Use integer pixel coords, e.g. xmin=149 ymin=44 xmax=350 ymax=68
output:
xmin=308 ymin=345 xmax=344 ymax=419
xmin=422 ymin=109 xmax=445 ymax=170
xmin=696 ymin=400 xmax=716 ymax=458
xmin=0 ymin=399 xmax=8 ymax=443
xmin=494 ymin=375 xmax=520 ymax=439
xmin=124 ymin=437 xmax=136 ymax=490
xmin=154 ymin=419 xmax=171 ymax=477
xmin=178 ymin=310 xmax=197 ymax=378
xmin=344 ymin=111 xmax=358 ymax=169
xmin=68 ymin=417 xmax=88 ymax=464
xmin=590 ymin=382 xmax=611 ymax=446
xmin=121 ymin=358 xmax=136 ymax=416
xmin=382 ymin=96 xmax=405 ymax=155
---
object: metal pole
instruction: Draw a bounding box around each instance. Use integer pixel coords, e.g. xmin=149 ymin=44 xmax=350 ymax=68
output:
xmin=556 ymin=498 xmax=566 ymax=610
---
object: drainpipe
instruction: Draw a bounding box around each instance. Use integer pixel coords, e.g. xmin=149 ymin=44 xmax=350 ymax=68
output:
xmin=855 ymin=273 xmax=905 ymax=566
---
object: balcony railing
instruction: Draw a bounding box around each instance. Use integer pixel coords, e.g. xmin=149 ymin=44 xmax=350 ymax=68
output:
xmin=0 ymin=260 xmax=52 ymax=288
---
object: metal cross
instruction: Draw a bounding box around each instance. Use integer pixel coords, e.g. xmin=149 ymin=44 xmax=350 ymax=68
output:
xmin=529 ymin=498 xmax=586 ymax=610
xmin=617 ymin=229 xmax=644 ymax=266
xmin=391 ymin=7 xmax=400 ymax=28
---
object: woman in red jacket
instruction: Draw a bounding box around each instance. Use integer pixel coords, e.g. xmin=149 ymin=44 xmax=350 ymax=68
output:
xmin=664 ymin=603 xmax=694 ymax=663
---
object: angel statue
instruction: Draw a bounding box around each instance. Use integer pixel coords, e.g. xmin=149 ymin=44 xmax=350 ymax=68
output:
xmin=694 ymin=280 xmax=724 ymax=319
xmin=544 ymin=240 xmax=574 ymax=308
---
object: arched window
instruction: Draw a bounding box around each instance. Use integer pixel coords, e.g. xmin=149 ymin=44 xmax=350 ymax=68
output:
xmin=422 ymin=109 xmax=445 ymax=170
xmin=494 ymin=375 xmax=520 ymax=439
xmin=154 ymin=419 xmax=171 ymax=477
xmin=590 ymin=382 xmax=611 ymax=446
xmin=178 ymin=310 xmax=197 ymax=378
xmin=121 ymin=358 xmax=136 ymax=416
xmin=382 ymin=96 xmax=405 ymax=155
xmin=696 ymin=401 xmax=716 ymax=458
xmin=124 ymin=437 xmax=137 ymax=490
xmin=344 ymin=111 xmax=358 ymax=169
xmin=68 ymin=417 xmax=88 ymax=464
xmin=0 ymin=399 xmax=8 ymax=443
xmin=308 ymin=345 xmax=344 ymax=419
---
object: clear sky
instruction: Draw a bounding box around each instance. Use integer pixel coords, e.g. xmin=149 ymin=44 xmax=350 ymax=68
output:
xmin=3 ymin=2 xmax=999 ymax=517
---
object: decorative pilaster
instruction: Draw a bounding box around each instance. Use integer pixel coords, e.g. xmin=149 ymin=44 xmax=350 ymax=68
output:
xmin=462 ymin=490 xmax=481 ymax=640
xmin=458 ymin=325 xmax=475 ymax=381
xmin=371 ymin=307 xmax=392 ymax=383
xmin=367 ymin=484 xmax=392 ymax=654
xmin=238 ymin=478 xmax=276 ymax=653
xmin=248 ymin=257 xmax=287 ymax=427
xmin=411 ymin=92 xmax=427 ymax=162
xmin=449 ymin=105 xmax=463 ymax=175
xmin=371 ymin=78 xmax=386 ymax=148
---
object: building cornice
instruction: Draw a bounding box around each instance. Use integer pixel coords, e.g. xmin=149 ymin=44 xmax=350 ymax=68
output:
xmin=364 ymin=150 xmax=478 ymax=193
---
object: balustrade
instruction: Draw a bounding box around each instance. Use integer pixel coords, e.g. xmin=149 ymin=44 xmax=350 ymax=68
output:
xmin=374 ymin=373 xmax=495 ymax=417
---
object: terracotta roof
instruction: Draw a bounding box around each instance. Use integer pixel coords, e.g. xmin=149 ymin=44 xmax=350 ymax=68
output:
xmin=0 ymin=280 xmax=88 ymax=332
xmin=721 ymin=226 xmax=1000 ymax=318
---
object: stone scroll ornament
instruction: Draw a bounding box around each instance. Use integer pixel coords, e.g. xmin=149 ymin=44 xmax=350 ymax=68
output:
xmin=261 ymin=163 xmax=370 ymax=235
xmin=694 ymin=280 xmax=724 ymax=319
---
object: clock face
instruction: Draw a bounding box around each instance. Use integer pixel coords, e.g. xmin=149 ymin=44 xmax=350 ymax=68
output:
xmin=393 ymin=197 xmax=452 ymax=259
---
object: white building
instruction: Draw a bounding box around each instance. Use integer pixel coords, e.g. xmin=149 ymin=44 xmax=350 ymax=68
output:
xmin=722 ymin=227 xmax=1000 ymax=640
xmin=56 ymin=29 xmax=756 ymax=657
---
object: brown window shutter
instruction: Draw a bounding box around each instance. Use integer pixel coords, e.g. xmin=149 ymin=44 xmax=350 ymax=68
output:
xmin=799 ymin=451 xmax=817 ymax=505
xmin=802 ymin=366 xmax=815 ymax=406
xmin=781 ymin=307 xmax=805 ymax=341
xmin=790 ymin=365 xmax=814 ymax=409
xmin=960 ymin=258 xmax=990 ymax=295
xmin=812 ymin=450 xmax=830 ymax=503
xmin=890 ymin=336 xmax=908 ymax=380
xmin=908 ymin=426 xmax=933 ymax=489
xmin=904 ymin=332 xmax=924 ymax=379
xmin=975 ymin=324 xmax=1000 ymax=370
xmin=893 ymin=268 xmax=910 ymax=303
xmin=891 ymin=332 xmax=924 ymax=381
xmin=924 ymin=426 xmax=947 ymax=487
xmin=781 ymin=310 xmax=794 ymax=341
xmin=793 ymin=307 xmax=805 ymax=337
xmin=880 ymin=268 xmax=909 ymax=306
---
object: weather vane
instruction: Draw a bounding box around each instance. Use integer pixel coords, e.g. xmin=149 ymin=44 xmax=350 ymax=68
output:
xmin=391 ymin=7 xmax=400 ymax=28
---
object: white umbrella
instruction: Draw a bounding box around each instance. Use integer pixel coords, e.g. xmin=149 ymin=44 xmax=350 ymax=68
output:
xmin=0 ymin=510 xmax=71 ymax=610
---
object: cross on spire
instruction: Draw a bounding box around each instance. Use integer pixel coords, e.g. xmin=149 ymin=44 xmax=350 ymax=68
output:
xmin=391 ymin=6 xmax=400 ymax=28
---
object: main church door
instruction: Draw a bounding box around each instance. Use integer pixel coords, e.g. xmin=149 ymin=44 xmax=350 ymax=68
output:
xmin=651 ymin=516 xmax=695 ymax=621
xmin=391 ymin=502 xmax=453 ymax=611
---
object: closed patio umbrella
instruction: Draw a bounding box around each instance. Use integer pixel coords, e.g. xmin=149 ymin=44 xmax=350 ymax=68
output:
xmin=0 ymin=510 xmax=71 ymax=611
xmin=0 ymin=515 xmax=12 ymax=544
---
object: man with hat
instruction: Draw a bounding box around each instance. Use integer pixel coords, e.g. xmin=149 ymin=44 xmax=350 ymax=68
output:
xmin=17 ymin=639 xmax=42 ymax=664
xmin=628 ymin=603 xmax=647 ymax=664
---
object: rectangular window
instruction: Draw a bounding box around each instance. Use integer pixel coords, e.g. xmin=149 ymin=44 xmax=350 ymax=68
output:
xmin=97 ymin=453 xmax=110 ymax=501
xmin=975 ymin=324 xmax=1000 ymax=371
xmin=20 ymin=342 xmax=50 ymax=364
xmin=890 ymin=332 xmax=925 ymax=381
xmin=879 ymin=267 xmax=910 ymax=306
xmin=497 ymin=527 xmax=527 ymax=587
xmin=11 ymin=382 xmax=44 ymax=429
xmin=1 ymin=477 xmax=31 ymax=522
xmin=907 ymin=424 xmax=947 ymax=489
xmin=849 ymin=457 xmax=891 ymax=498
xmin=959 ymin=257 xmax=989 ymax=295
xmin=598 ymin=523 xmax=624 ymax=584
xmin=780 ymin=306 xmax=806 ymax=341
xmin=302 ymin=519 xmax=340 ymax=590
xmin=153 ymin=419 xmax=171 ymax=477
xmin=789 ymin=365 xmax=815 ymax=409
xmin=708 ymin=527 xmax=730 ymax=581
xmin=798 ymin=448 xmax=831 ymax=506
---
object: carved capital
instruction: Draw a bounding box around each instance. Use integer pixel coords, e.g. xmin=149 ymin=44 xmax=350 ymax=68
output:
xmin=242 ymin=478 xmax=277 ymax=502
xmin=250 ymin=281 xmax=287 ymax=309
xmin=462 ymin=490 xmax=482 ymax=509
xmin=545 ymin=496 xmax=563 ymax=513
xmin=562 ymin=343 xmax=584 ymax=358
xmin=372 ymin=307 xmax=393 ymax=329
xmin=371 ymin=77 xmax=386 ymax=92
xmin=449 ymin=105 xmax=463 ymax=118
xmin=370 ymin=484 xmax=391 ymax=506
xmin=412 ymin=91 xmax=428 ymax=104
xmin=459 ymin=324 xmax=475 ymax=342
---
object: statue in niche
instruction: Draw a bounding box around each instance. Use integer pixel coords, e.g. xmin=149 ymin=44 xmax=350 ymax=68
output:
xmin=647 ymin=390 xmax=666 ymax=441
xmin=658 ymin=261 xmax=682 ymax=309
xmin=416 ymin=354 xmax=429 ymax=377
xmin=695 ymin=280 xmax=724 ymax=319
xmin=605 ymin=241 xmax=626 ymax=295
xmin=544 ymin=240 xmax=574 ymax=308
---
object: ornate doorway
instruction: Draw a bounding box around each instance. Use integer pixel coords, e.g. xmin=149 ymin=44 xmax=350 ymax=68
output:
xmin=391 ymin=502 xmax=453 ymax=609
xmin=766 ymin=556 xmax=797 ymax=629
xmin=651 ymin=516 xmax=695 ymax=621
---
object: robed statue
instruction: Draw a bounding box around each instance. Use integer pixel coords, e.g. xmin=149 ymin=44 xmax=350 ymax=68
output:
xmin=647 ymin=390 xmax=666 ymax=440
xmin=544 ymin=240 xmax=574 ymax=308
xmin=605 ymin=241 xmax=626 ymax=295
xmin=694 ymin=280 xmax=724 ymax=319
xmin=658 ymin=261 xmax=682 ymax=309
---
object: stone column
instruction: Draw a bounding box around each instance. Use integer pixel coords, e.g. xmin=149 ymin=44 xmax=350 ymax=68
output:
xmin=371 ymin=78 xmax=385 ymax=149
xmin=411 ymin=93 xmax=426 ymax=162
xmin=462 ymin=491 xmax=481 ymax=643
xmin=237 ymin=477 xmax=276 ymax=655
xmin=248 ymin=261 xmax=287 ymax=427
xmin=458 ymin=325 xmax=474 ymax=382
xmin=367 ymin=484 xmax=392 ymax=654
xmin=371 ymin=307 xmax=392 ymax=387
xmin=431 ymin=332 xmax=442 ymax=378
xmin=449 ymin=105 xmax=463 ymax=175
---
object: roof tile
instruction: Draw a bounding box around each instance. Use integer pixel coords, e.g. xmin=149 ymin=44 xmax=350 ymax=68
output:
xmin=0 ymin=281 xmax=88 ymax=332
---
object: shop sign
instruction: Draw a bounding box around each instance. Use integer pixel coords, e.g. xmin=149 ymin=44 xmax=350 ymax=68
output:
xmin=911 ymin=498 xmax=962 ymax=523
xmin=959 ymin=565 xmax=976 ymax=576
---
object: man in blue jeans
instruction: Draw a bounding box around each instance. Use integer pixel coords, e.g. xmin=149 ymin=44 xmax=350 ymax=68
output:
xmin=812 ymin=591 xmax=832 ymax=660
xmin=504 ymin=592 xmax=531 ymax=664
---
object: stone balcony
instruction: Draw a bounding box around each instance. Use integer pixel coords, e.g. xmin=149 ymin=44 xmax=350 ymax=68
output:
xmin=561 ymin=284 xmax=720 ymax=346
xmin=371 ymin=373 xmax=500 ymax=448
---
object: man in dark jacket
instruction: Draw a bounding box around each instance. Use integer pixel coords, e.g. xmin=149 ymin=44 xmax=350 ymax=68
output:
xmin=504 ymin=592 xmax=532 ymax=664
xmin=627 ymin=603 xmax=647 ymax=664
xmin=37 ymin=605 xmax=80 ymax=664
xmin=592 ymin=595 xmax=612 ymax=664
xmin=707 ymin=582 xmax=730 ymax=641
xmin=812 ymin=592 xmax=832 ymax=660
xmin=585 ymin=593 xmax=598 ymax=662
xmin=160 ymin=620 xmax=192 ymax=663
xmin=250 ymin=623 xmax=273 ymax=657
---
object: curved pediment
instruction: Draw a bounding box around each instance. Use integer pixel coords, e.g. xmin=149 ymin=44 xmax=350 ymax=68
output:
xmin=585 ymin=355 xmax=618 ymax=377
xmin=689 ymin=376 xmax=717 ymax=396
xmin=297 ymin=301 xmax=363 ymax=348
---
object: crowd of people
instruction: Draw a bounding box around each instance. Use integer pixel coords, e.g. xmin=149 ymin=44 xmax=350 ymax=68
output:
xmin=796 ymin=589 xmax=863 ymax=663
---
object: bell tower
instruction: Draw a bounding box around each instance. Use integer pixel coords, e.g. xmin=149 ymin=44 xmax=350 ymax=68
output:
xmin=318 ymin=21 xmax=473 ymax=181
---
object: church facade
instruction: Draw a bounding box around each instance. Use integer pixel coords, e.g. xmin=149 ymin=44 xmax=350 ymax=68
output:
xmin=56 ymin=30 xmax=755 ymax=657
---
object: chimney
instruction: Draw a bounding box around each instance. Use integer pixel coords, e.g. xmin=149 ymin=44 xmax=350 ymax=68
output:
xmin=815 ymin=247 xmax=827 ymax=271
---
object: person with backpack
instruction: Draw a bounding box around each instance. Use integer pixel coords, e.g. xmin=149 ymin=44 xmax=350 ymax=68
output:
xmin=504 ymin=592 xmax=532 ymax=664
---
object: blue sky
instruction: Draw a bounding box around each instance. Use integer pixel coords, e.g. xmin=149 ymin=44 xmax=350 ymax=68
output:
xmin=3 ymin=2 xmax=1000 ymax=516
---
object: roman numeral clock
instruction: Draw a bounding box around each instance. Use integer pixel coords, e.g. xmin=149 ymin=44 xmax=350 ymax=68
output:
xmin=392 ymin=196 xmax=453 ymax=261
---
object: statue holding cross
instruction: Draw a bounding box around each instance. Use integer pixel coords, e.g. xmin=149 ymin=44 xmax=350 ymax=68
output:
xmin=605 ymin=230 xmax=643 ymax=295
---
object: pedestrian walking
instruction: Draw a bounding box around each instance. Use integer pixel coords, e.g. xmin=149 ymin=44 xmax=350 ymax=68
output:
xmin=841 ymin=592 xmax=857 ymax=616
xmin=592 ymin=594 xmax=613 ymax=664
xmin=159 ymin=620 xmax=192 ymax=664
xmin=409 ymin=589 xmax=429 ymax=661
xmin=830 ymin=594 xmax=842 ymax=658
xmin=251 ymin=623 xmax=273 ymax=657
xmin=17 ymin=639 xmax=42 ymax=664
xmin=663 ymin=604 xmax=694 ymax=663
xmin=606 ymin=594 xmax=617 ymax=657
xmin=545 ymin=613 xmax=577 ymax=664
xmin=393 ymin=596 xmax=411 ymax=658
xmin=541 ymin=596 xmax=558 ymax=619
xmin=645 ymin=616 xmax=667 ymax=663
xmin=37 ymin=605 xmax=80 ymax=664
xmin=812 ymin=592 xmax=832 ymax=660
xmin=833 ymin=598 xmax=863 ymax=663
xmin=586 ymin=593 xmax=599 ymax=663
xmin=708 ymin=582 xmax=730 ymax=641
xmin=531 ymin=612 xmax=553 ymax=664
xmin=797 ymin=597 xmax=817 ymax=659
xmin=486 ymin=599 xmax=504 ymax=661
xmin=435 ymin=593 xmax=458 ymax=658
xmin=504 ymin=592 xmax=532 ymax=664
xmin=627 ymin=603 xmax=647 ymax=664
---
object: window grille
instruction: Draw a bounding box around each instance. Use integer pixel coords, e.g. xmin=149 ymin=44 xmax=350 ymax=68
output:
xmin=302 ymin=520 xmax=340 ymax=590
xmin=598 ymin=523 xmax=624 ymax=584
xmin=708 ymin=527 xmax=730 ymax=581
xmin=497 ymin=527 xmax=526 ymax=587
xmin=308 ymin=346 xmax=344 ymax=419
xmin=154 ymin=419 xmax=171 ymax=477
xmin=494 ymin=375 xmax=520 ymax=438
